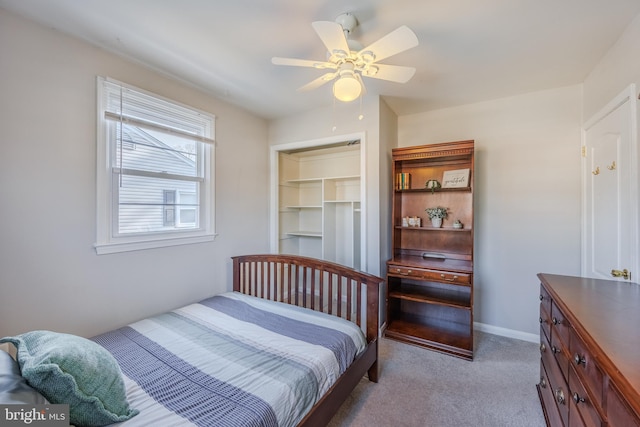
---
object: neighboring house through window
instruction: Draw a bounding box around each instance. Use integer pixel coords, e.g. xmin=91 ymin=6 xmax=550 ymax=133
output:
xmin=95 ymin=77 xmax=216 ymax=254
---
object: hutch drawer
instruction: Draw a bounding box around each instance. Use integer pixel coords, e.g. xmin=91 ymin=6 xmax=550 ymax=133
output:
xmin=387 ymin=265 xmax=470 ymax=286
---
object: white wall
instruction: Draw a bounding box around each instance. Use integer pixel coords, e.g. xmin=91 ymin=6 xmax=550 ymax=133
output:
xmin=583 ymin=13 xmax=640 ymax=121
xmin=0 ymin=9 xmax=270 ymax=338
xmin=398 ymin=85 xmax=583 ymax=336
xmin=378 ymin=100 xmax=396 ymax=268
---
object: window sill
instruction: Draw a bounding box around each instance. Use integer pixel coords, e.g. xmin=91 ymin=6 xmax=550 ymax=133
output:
xmin=94 ymin=233 xmax=217 ymax=255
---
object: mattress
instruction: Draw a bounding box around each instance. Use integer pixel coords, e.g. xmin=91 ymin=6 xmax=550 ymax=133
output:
xmin=92 ymin=291 xmax=367 ymax=427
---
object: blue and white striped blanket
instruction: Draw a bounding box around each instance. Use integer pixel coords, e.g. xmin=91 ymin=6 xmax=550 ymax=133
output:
xmin=92 ymin=292 xmax=367 ymax=427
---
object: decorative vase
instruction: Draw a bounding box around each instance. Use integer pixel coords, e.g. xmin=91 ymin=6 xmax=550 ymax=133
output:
xmin=431 ymin=217 xmax=443 ymax=228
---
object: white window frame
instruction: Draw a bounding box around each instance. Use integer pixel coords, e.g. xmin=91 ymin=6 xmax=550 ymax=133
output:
xmin=176 ymin=190 xmax=198 ymax=227
xmin=95 ymin=76 xmax=216 ymax=254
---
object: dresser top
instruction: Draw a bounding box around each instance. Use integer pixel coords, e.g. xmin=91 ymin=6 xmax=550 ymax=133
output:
xmin=538 ymin=273 xmax=640 ymax=410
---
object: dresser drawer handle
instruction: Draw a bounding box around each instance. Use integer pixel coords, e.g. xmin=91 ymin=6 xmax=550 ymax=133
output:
xmin=539 ymin=343 xmax=546 ymax=353
xmin=552 ymin=317 xmax=561 ymax=325
xmin=572 ymin=392 xmax=585 ymax=405
xmin=555 ymin=388 xmax=566 ymax=405
xmin=539 ymin=294 xmax=543 ymax=301
xmin=539 ymin=317 xmax=543 ymax=324
xmin=551 ymin=345 xmax=560 ymax=354
xmin=539 ymin=377 xmax=547 ymax=388
xmin=440 ymin=273 xmax=458 ymax=281
xmin=574 ymin=353 xmax=586 ymax=366
xmin=396 ymin=269 xmax=411 ymax=275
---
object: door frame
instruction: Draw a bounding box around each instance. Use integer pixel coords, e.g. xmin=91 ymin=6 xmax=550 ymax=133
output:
xmin=581 ymin=84 xmax=639 ymax=279
xmin=269 ymin=132 xmax=368 ymax=271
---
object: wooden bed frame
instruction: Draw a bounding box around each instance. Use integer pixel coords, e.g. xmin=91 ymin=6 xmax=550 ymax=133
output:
xmin=232 ymin=254 xmax=383 ymax=427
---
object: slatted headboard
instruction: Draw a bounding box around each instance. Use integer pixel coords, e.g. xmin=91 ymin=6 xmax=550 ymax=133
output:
xmin=231 ymin=254 xmax=382 ymax=353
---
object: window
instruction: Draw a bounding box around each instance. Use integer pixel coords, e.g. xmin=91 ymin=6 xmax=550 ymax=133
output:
xmin=95 ymin=77 xmax=215 ymax=254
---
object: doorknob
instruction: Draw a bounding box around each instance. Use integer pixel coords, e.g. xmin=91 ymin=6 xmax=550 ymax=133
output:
xmin=611 ymin=269 xmax=630 ymax=280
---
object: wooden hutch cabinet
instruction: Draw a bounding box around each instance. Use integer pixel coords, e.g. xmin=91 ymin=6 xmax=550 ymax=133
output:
xmin=386 ymin=140 xmax=474 ymax=360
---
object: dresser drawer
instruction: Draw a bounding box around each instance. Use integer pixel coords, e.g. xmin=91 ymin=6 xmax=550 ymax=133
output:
xmin=568 ymin=365 xmax=604 ymax=427
xmin=550 ymin=323 xmax=570 ymax=381
xmin=606 ymin=382 xmax=640 ymax=427
xmin=541 ymin=326 xmax=570 ymax=426
xmin=540 ymin=284 xmax=552 ymax=320
xmin=569 ymin=329 xmax=603 ymax=411
xmin=387 ymin=265 xmax=471 ymax=285
xmin=539 ymin=361 xmax=564 ymax=427
xmin=539 ymin=298 xmax=551 ymax=343
xmin=551 ymin=302 xmax=570 ymax=349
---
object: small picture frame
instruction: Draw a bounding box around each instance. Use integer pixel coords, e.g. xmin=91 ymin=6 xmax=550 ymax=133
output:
xmin=442 ymin=168 xmax=470 ymax=188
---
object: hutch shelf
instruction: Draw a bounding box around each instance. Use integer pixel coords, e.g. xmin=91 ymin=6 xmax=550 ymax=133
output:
xmin=386 ymin=140 xmax=475 ymax=360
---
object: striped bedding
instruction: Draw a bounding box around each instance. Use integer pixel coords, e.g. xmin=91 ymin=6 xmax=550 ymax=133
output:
xmin=91 ymin=291 xmax=367 ymax=427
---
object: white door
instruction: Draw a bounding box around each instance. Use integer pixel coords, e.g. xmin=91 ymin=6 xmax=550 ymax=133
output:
xmin=582 ymin=85 xmax=638 ymax=281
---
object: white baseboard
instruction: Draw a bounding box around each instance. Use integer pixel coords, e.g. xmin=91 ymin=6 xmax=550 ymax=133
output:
xmin=474 ymin=322 xmax=539 ymax=343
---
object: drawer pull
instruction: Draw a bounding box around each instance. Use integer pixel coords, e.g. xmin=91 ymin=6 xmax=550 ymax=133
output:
xmin=572 ymin=392 xmax=585 ymax=405
xmin=552 ymin=317 xmax=561 ymax=325
xmin=539 ymin=377 xmax=547 ymax=388
xmin=539 ymin=294 xmax=543 ymax=301
xmin=440 ymin=273 xmax=458 ymax=281
xmin=574 ymin=353 xmax=586 ymax=366
xmin=555 ymin=388 xmax=566 ymax=405
xmin=539 ymin=343 xmax=546 ymax=353
xmin=551 ymin=345 xmax=560 ymax=354
xmin=396 ymin=269 xmax=411 ymax=275
xmin=539 ymin=317 xmax=543 ymax=324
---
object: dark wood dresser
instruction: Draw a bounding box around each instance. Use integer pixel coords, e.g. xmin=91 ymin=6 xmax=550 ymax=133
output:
xmin=537 ymin=273 xmax=640 ymax=426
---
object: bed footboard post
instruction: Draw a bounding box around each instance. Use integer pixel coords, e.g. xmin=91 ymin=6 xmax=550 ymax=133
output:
xmin=366 ymin=279 xmax=380 ymax=383
xmin=232 ymin=257 xmax=241 ymax=292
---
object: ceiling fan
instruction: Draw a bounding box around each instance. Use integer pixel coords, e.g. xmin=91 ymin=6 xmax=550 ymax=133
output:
xmin=272 ymin=13 xmax=419 ymax=102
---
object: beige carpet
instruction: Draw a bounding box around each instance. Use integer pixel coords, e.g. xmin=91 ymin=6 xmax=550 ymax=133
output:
xmin=328 ymin=331 xmax=546 ymax=427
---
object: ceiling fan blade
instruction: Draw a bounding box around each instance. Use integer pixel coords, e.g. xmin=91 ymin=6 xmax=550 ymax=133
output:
xmin=297 ymin=72 xmax=338 ymax=92
xmin=272 ymin=57 xmax=336 ymax=69
xmin=358 ymin=25 xmax=418 ymax=62
xmin=311 ymin=21 xmax=350 ymax=55
xmin=363 ymin=63 xmax=416 ymax=83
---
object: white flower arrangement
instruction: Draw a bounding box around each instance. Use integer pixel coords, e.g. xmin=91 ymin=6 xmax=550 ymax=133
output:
xmin=425 ymin=206 xmax=448 ymax=220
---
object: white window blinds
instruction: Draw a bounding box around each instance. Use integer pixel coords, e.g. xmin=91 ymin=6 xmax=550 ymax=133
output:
xmin=95 ymin=77 xmax=216 ymax=254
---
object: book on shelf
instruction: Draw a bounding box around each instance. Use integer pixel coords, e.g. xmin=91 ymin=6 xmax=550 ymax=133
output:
xmin=396 ymin=173 xmax=411 ymax=190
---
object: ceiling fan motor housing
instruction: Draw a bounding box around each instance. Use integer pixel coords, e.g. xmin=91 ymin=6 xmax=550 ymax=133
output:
xmin=335 ymin=13 xmax=358 ymax=35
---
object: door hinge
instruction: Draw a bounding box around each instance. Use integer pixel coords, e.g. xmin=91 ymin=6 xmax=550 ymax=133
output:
xmin=581 ymin=146 xmax=587 ymax=157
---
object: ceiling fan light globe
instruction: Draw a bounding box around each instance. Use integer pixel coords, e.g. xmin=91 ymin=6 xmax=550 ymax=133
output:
xmin=333 ymin=75 xmax=361 ymax=102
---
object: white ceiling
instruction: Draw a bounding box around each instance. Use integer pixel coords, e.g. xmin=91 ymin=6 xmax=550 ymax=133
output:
xmin=2 ymin=0 xmax=639 ymax=120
